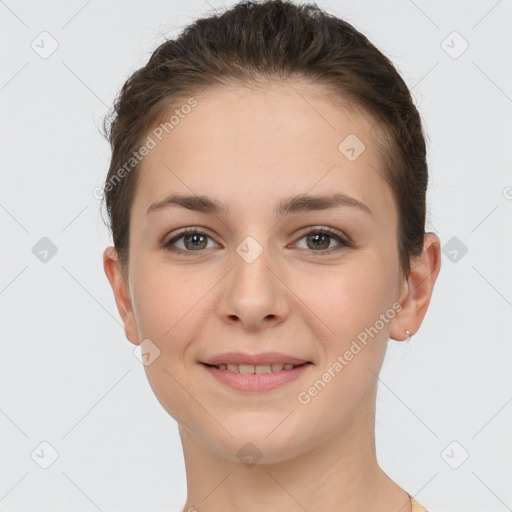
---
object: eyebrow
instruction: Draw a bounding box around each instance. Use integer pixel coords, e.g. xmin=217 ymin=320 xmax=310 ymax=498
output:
xmin=146 ymin=192 xmax=373 ymax=217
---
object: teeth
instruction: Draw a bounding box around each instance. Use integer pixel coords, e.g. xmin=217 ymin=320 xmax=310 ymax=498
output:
xmin=255 ymin=365 xmax=272 ymax=374
xmin=239 ymin=364 xmax=255 ymax=374
xmin=214 ymin=362 xmax=303 ymax=373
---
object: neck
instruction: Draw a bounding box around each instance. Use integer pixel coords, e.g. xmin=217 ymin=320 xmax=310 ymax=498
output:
xmin=176 ymin=390 xmax=410 ymax=512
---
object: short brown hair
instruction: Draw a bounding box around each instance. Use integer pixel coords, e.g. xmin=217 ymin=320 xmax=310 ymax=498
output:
xmin=102 ymin=0 xmax=428 ymax=276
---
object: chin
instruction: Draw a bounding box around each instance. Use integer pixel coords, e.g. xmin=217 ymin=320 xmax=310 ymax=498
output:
xmin=207 ymin=414 xmax=311 ymax=463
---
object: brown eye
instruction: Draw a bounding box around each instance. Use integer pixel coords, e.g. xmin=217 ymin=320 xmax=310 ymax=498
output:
xmin=306 ymin=232 xmax=331 ymax=250
xmin=182 ymin=233 xmax=208 ymax=250
xmin=295 ymin=228 xmax=349 ymax=253
xmin=163 ymin=226 xmax=349 ymax=256
xmin=164 ymin=229 xmax=217 ymax=254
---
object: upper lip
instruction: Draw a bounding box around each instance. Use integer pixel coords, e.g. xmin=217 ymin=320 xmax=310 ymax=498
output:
xmin=201 ymin=352 xmax=311 ymax=366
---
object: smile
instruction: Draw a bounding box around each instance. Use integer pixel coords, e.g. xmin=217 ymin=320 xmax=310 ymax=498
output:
xmin=200 ymin=362 xmax=313 ymax=392
xmin=204 ymin=362 xmax=307 ymax=373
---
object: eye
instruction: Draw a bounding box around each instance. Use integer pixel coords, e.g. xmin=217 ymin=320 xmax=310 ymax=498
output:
xmin=162 ymin=226 xmax=350 ymax=256
xmin=163 ymin=228 xmax=218 ymax=254
xmin=294 ymin=227 xmax=350 ymax=253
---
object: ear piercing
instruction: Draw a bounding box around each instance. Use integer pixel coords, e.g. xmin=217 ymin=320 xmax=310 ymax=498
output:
xmin=405 ymin=330 xmax=411 ymax=342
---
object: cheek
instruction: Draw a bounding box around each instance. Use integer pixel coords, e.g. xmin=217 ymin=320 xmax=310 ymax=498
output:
xmin=130 ymin=261 xmax=204 ymax=342
xmin=292 ymin=264 xmax=395 ymax=428
xmin=130 ymin=267 xmax=211 ymax=423
xmin=296 ymin=259 xmax=396 ymax=342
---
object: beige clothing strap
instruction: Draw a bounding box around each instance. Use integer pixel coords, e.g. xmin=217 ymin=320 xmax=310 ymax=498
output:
xmin=410 ymin=496 xmax=428 ymax=511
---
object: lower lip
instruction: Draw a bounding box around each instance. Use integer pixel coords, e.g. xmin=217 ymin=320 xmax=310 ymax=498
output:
xmin=200 ymin=363 xmax=312 ymax=392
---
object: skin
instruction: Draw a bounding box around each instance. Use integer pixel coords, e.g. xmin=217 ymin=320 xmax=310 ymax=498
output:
xmin=103 ymin=81 xmax=441 ymax=512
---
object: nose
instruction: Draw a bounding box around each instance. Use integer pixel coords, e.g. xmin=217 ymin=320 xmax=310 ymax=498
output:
xmin=216 ymin=238 xmax=290 ymax=331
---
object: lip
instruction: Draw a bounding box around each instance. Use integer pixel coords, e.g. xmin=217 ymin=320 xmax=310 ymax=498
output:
xmin=201 ymin=351 xmax=311 ymax=366
xmin=201 ymin=361 xmax=313 ymax=392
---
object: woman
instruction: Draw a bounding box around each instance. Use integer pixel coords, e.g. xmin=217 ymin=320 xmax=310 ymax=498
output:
xmin=102 ymin=1 xmax=441 ymax=510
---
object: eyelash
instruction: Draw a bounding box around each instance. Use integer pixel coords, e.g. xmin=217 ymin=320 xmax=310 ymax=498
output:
xmin=162 ymin=226 xmax=351 ymax=256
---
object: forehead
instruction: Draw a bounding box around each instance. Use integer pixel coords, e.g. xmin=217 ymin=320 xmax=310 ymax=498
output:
xmin=132 ymin=81 xmax=393 ymax=221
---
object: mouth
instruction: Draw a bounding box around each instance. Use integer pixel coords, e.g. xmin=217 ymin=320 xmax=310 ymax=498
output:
xmin=201 ymin=361 xmax=312 ymax=374
xmin=200 ymin=360 xmax=313 ymax=392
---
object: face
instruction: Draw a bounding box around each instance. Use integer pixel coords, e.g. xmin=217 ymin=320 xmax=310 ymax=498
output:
xmin=106 ymin=82 xmax=416 ymax=464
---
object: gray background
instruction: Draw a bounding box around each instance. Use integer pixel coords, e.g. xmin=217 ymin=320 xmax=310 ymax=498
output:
xmin=1 ymin=0 xmax=511 ymax=511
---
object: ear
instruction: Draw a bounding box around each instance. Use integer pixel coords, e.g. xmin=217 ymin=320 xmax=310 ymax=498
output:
xmin=103 ymin=246 xmax=140 ymax=345
xmin=390 ymin=233 xmax=442 ymax=341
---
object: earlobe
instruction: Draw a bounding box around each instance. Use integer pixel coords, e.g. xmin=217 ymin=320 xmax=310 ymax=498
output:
xmin=102 ymin=246 xmax=140 ymax=345
xmin=390 ymin=233 xmax=441 ymax=341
